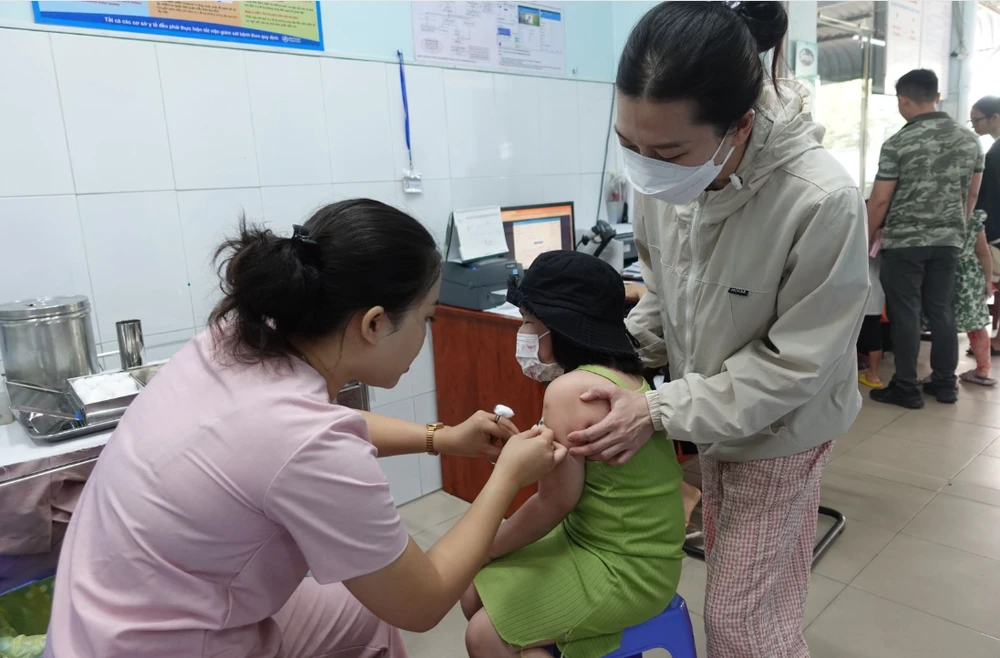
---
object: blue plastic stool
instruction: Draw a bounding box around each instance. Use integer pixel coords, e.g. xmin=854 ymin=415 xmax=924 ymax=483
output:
xmin=546 ymin=594 xmax=697 ymax=658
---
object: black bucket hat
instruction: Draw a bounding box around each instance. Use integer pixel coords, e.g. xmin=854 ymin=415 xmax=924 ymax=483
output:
xmin=507 ymin=250 xmax=637 ymax=356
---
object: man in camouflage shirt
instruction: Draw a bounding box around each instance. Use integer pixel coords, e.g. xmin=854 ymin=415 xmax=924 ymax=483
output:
xmin=868 ymin=69 xmax=984 ymax=408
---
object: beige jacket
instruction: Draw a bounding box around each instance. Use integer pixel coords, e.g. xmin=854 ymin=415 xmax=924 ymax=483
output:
xmin=627 ymin=81 xmax=869 ymax=462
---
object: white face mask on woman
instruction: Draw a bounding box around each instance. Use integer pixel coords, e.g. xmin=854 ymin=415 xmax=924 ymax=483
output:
xmin=622 ymin=134 xmax=738 ymax=205
xmin=515 ymin=332 xmax=564 ymax=382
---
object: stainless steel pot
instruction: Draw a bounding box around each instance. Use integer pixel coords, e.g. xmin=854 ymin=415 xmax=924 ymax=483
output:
xmin=0 ymin=296 xmax=100 ymax=390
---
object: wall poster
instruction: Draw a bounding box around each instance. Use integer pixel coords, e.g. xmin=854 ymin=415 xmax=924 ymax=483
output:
xmin=412 ymin=2 xmax=565 ymax=75
xmin=32 ymin=1 xmax=324 ymax=51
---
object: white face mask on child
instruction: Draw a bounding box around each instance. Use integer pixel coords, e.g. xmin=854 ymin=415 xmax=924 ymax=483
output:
xmin=516 ymin=332 xmax=564 ymax=382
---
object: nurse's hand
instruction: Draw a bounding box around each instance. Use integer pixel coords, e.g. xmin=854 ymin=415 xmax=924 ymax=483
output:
xmin=566 ymin=386 xmax=654 ymax=465
xmin=434 ymin=411 xmax=520 ymax=460
xmin=494 ymin=426 xmax=567 ymax=488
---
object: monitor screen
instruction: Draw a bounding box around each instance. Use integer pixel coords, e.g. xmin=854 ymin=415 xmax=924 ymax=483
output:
xmin=499 ymin=203 xmax=575 ymax=269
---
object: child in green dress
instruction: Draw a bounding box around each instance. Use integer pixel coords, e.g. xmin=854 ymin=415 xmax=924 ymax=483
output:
xmin=958 ymin=210 xmax=996 ymax=386
xmin=461 ymin=251 xmax=686 ymax=658
xmin=921 ymin=210 xmax=995 ymax=386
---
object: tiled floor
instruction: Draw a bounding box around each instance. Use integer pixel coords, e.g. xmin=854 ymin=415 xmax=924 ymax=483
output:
xmin=397 ymin=346 xmax=1000 ymax=657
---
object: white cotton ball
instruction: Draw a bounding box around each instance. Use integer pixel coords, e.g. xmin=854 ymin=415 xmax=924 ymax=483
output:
xmin=74 ymin=372 xmax=140 ymax=404
xmin=493 ymin=404 xmax=515 ymax=419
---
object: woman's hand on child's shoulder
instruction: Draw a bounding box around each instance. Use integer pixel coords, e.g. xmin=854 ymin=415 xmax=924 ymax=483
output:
xmin=542 ymin=371 xmax=614 ymax=445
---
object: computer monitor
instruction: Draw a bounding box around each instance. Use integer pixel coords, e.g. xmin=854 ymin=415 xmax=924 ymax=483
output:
xmin=499 ymin=203 xmax=575 ymax=269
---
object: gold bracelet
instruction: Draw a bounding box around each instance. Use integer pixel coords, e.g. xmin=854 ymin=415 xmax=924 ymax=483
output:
xmin=426 ymin=423 xmax=444 ymax=456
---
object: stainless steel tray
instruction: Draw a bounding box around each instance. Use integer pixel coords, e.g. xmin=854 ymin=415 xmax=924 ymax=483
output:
xmin=66 ymin=361 xmax=166 ymax=423
xmin=9 ymin=360 xmax=166 ymax=442
xmin=6 ymin=379 xmax=118 ymax=442
xmin=16 ymin=410 xmax=119 ymax=442
xmin=68 ymin=371 xmax=142 ymax=422
xmin=129 ymin=362 xmax=163 ymax=387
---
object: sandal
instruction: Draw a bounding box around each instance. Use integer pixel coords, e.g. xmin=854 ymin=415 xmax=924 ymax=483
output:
xmin=960 ymin=369 xmax=997 ymax=387
xmin=967 ymin=347 xmax=1000 ymax=357
xmin=859 ymin=372 xmax=884 ymax=389
xmin=685 ymin=522 xmax=703 ymax=541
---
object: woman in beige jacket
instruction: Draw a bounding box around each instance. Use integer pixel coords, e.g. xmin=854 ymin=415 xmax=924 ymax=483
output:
xmin=567 ymin=3 xmax=869 ymax=657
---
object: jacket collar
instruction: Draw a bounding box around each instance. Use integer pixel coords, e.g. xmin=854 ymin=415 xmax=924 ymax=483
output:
xmin=691 ymin=80 xmax=825 ymax=225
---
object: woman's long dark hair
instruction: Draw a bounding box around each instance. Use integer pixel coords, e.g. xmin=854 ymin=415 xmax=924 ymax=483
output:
xmin=617 ymin=1 xmax=788 ymax=134
xmin=210 ymin=199 xmax=441 ymax=365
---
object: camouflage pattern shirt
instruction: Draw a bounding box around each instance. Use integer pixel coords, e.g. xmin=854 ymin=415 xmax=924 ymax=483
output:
xmin=877 ymin=111 xmax=984 ymax=249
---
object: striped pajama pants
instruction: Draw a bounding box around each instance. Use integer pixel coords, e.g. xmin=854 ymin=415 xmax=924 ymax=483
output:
xmin=700 ymin=441 xmax=833 ymax=658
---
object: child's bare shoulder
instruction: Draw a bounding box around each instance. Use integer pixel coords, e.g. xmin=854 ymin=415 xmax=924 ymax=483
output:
xmin=543 ymin=370 xmax=618 ymax=432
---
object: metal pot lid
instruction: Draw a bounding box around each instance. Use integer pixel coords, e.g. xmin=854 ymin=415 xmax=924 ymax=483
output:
xmin=0 ymin=296 xmax=91 ymax=321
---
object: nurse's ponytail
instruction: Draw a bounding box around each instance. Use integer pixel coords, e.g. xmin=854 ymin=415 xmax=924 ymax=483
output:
xmin=734 ymin=2 xmax=788 ymax=59
xmin=617 ymin=1 xmax=787 ymax=134
xmin=209 ymin=199 xmax=441 ymax=366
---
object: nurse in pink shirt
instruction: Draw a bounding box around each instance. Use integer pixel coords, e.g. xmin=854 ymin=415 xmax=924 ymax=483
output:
xmin=45 ymin=199 xmax=565 ymax=658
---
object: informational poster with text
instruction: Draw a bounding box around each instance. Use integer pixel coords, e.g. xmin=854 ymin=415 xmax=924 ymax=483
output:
xmin=412 ymin=2 xmax=565 ymax=75
xmin=884 ymin=0 xmax=950 ymax=97
xmin=32 ymin=1 xmax=324 ymax=51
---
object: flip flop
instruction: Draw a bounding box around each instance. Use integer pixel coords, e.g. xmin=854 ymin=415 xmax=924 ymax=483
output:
xmin=960 ymin=370 xmax=997 ymax=387
xmin=685 ymin=523 xmax=703 ymax=541
xmin=859 ymin=372 xmax=884 ymax=389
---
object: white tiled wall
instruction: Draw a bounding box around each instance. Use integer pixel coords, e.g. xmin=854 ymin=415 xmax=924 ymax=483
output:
xmin=0 ymin=27 xmax=616 ymax=504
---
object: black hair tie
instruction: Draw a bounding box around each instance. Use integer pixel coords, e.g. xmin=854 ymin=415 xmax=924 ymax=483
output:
xmin=291 ymin=224 xmax=320 ymax=265
xmin=728 ymin=1 xmax=766 ymax=17
xmin=727 ymin=1 xmax=785 ymax=52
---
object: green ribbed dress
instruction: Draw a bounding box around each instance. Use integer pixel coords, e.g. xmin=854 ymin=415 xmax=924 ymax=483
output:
xmin=474 ymin=366 xmax=686 ymax=658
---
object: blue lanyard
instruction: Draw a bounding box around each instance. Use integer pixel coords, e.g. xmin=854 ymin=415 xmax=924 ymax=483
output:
xmin=396 ymin=50 xmax=413 ymax=171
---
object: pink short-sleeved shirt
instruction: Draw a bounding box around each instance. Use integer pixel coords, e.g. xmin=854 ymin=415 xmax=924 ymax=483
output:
xmin=45 ymin=331 xmax=409 ymax=658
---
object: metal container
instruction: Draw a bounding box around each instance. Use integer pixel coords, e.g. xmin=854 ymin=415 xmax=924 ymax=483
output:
xmin=116 ymin=319 xmax=145 ymax=369
xmin=0 ymin=296 xmax=100 ymax=390
xmin=335 ymin=381 xmax=370 ymax=411
xmin=66 ymin=360 xmax=166 ymax=424
xmin=128 ymin=361 xmax=164 ymax=387
xmin=0 ymin=381 xmax=12 ymax=426
xmin=68 ymin=370 xmax=143 ymax=423
xmin=13 ymin=360 xmax=165 ymax=443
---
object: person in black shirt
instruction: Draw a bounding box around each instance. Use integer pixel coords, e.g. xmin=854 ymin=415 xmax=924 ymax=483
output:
xmin=971 ymin=97 xmax=1000 ymax=351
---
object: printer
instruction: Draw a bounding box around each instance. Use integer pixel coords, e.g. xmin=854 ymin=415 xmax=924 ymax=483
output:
xmin=440 ymin=257 xmax=523 ymax=311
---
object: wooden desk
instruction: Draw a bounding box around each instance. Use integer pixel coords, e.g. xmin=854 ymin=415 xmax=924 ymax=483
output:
xmin=432 ymin=305 xmax=544 ymax=517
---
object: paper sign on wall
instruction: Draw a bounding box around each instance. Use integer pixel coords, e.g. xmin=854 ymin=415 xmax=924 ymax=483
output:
xmin=32 ymin=1 xmax=323 ymax=51
xmin=884 ymin=0 xmax=950 ymax=97
xmin=793 ymin=41 xmax=818 ymax=79
xmin=412 ymin=2 xmax=565 ymax=75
